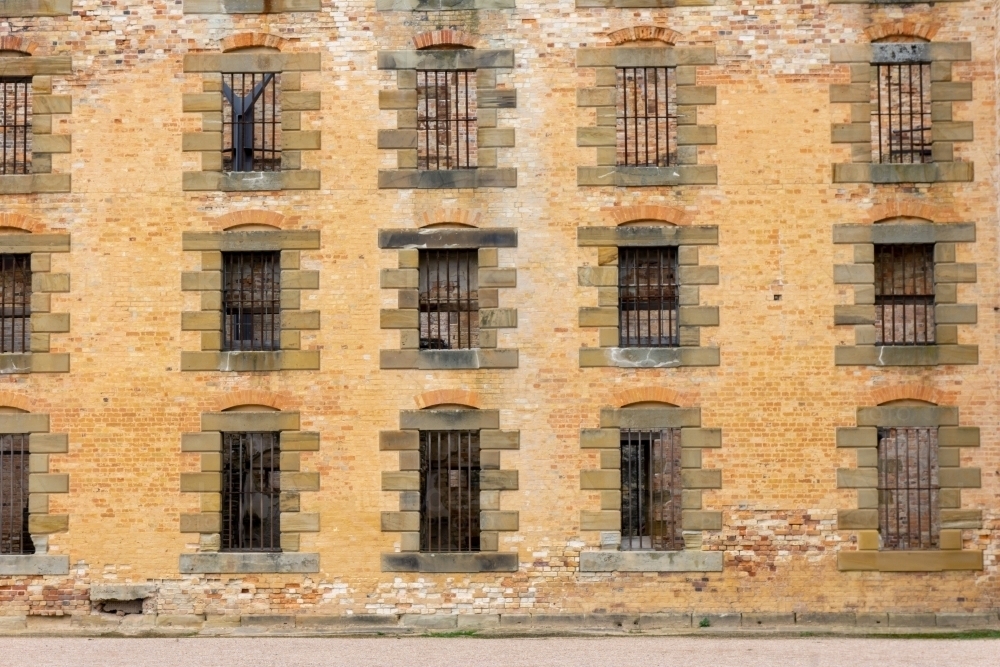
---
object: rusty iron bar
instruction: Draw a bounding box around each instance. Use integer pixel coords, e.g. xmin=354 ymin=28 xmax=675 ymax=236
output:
xmin=620 ymin=429 xmax=682 ymax=552
xmin=416 ymin=70 xmax=477 ymax=170
xmin=874 ymin=244 xmax=935 ymax=346
xmin=420 ymin=430 xmax=480 ymax=553
xmin=222 ymin=252 xmax=281 ymax=352
xmin=418 ymin=249 xmax=479 ymax=350
xmin=877 ymin=427 xmax=940 ymax=550
xmin=221 ymin=432 xmax=281 ymax=552
xmin=0 ymin=254 xmax=30 ymax=354
xmin=0 ymin=434 xmax=33 ymax=555
xmin=617 ymin=67 xmax=676 ymax=167
xmin=0 ymin=78 xmax=31 ymax=176
xmin=874 ymin=62 xmax=931 ymax=164
xmin=618 ymin=247 xmax=679 ymax=347
xmin=222 ymin=73 xmax=281 ymax=172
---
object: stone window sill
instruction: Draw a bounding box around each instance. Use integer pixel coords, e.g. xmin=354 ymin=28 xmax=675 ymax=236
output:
xmin=580 ymin=550 xmax=722 ymax=572
xmin=578 ymin=166 xmax=717 ymax=187
xmin=832 ymin=162 xmax=973 ymax=184
xmin=378 ymin=169 xmax=517 ymax=189
xmin=380 ymin=349 xmax=518 ymax=370
xmin=0 ymin=352 xmax=70 ymax=374
xmin=580 ymin=347 xmax=719 ymax=368
xmin=838 ymin=550 xmax=982 ymax=572
xmin=834 ymin=345 xmax=978 ymax=366
xmin=0 ymin=0 xmax=70 ymax=16
xmin=182 ymin=170 xmax=321 ymax=192
xmin=0 ymin=174 xmax=71 ymax=195
xmin=577 ymin=0 xmax=712 ymax=6
xmin=381 ymin=552 xmax=518 ymax=573
xmin=377 ymin=0 xmax=514 ymax=7
xmin=0 ymin=555 xmax=69 ymax=575
xmin=180 ymin=350 xmax=320 ymax=372
xmin=179 ymin=552 xmax=319 ymax=574
xmin=184 ymin=0 xmax=320 ymax=12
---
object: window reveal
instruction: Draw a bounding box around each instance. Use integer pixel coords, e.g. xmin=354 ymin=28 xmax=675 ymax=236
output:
xmin=874 ymin=244 xmax=934 ymax=345
xmin=616 ymin=67 xmax=676 ymax=167
xmin=416 ymin=70 xmax=477 ymax=170
xmin=222 ymin=252 xmax=281 ymax=352
xmin=0 ymin=254 xmax=30 ymax=353
xmin=221 ymin=431 xmax=281 ymax=552
xmin=877 ymin=426 xmax=939 ymax=550
xmin=0 ymin=434 xmax=32 ymax=555
xmin=620 ymin=428 xmax=683 ymax=551
xmin=418 ymin=249 xmax=479 ymax=350
xmin=873 ymin=62 xmax=931 ymax=164
xmin=420 ymin=430 xmax=480 ymax=553
xmin=0 ymin=77 xmax=31 ymax=175
xmin=618 ymin=247 xmax=679 ymax=347
xmin=222 ymin=73 xmax=281 ymax=173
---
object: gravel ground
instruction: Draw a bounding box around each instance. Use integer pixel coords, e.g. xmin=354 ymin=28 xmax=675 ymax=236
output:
xmin=1 ymin=637 xmax=997 ymax=667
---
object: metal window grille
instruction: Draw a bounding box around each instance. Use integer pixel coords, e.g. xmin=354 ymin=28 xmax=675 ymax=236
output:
xmin=420 ymin=430 xmax=480 ymax=553
xmin=222 ymin=73 xmax=281 ymax=172
xmin=221 ymin=432 xmax=281 ymax=552
xmin=617 ymin=67 xmax=676 ymax=167
xmin=416 ymin=70 xmax=477 ymax=170
xmin=0 ymin=78 xmax=31 ymax=175
xmin=873 ymin=62 xmax=931 ymax=164
xmin=877 ymin=427 xmax=939 ymax=550
xmin=0 ymin=255 xmax=30 ymax=353
xmin=418 ymin=249 xmax=479 ymax=350
xmin=621 ymin=429 xmax=683 ymax=551
xmin=0 ymin=434 xmax=33 ymax=555
xmin=874 ymin=244 xmax=934 ymax=345
xmin=222 ymin=252 xmax=280 ymax=352
xmin=618 ymin=247 xmax=679 ymax=347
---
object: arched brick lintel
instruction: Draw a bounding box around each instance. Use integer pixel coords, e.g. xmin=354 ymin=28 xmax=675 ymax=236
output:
xmin=614 ymin=387 xmax=692 ymax=408
xmin=605 ymin=204 xmax=694 ymax=226
xmin=418 ymin=208 xmax=481 ymax=228
xmin=607 ymin=26 xmax=681 ymax=46
xmin=865 ymin=22 xmax=939 ymax=43
xmin=415 ymin=389 xmax=481 ymax=409
xmin=0 ymin=36 xmax=38 ymax=55
xmin=220 ymin=33 xmax=286 ymax=53
xmin=868 ymin=384 xmax=954 ymax=407
xmin=0 ymin=392 xmax=32 ymax=412
xmin=865 ymin=202 xmax=960 ymax=225
xmin=0 ymin=213 xmax=44 ymax=233
xmin=413 ymin=30 xmax=479 ymax=50
xmin=214 ymin=390 xmax=293 ymax=412
xmin=213 ymin=210 xmax=287 ymax=231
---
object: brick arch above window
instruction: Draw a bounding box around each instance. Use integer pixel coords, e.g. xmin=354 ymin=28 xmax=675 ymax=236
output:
xmin=220 ymin=33 xmax=287 ymax=53
xmin=865 ymin=22 xmax=939 ymax=43
xmin=0 ymin=392 xmax=32 ymax=412
xmin=867 ymin=384 xmax=956 ymax=407
xmin=213 ymin=390 xmax=294 ymax=412
xmin=607 ymin=27 xmax=681 ymax=47
xmin=0 ymin=213 xmax=44 ymax=234
xmin=864 ymin=202 xmax=959 ymax=225
xmin=418 ymin=208 xmax=482 ymax=228
xmin=606 ymin=205 xmax=694 ymax=227
xmin=0 ymin=36 xmax=38 ymax=55
xmin=414 ymin=389 xmax=482 ymax=410
xmin=613 ymin=387 xmax=693 ymax=408
xmin=209 ymin=210 xmax=289 ymax=232
xmin=413 ymin=30 xmax=480 ymax=50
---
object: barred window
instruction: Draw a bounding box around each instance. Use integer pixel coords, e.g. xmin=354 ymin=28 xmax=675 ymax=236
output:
xmin=416 ymin=70 xmax=477 ymax=170
xmin=221 ymin=432 xmax=281 ymax=552
xmin=621 ymin=429 xmax=682 ymax=551
xmin=873 ymin=62 xmax=931 ymax=164
xmin=0 ymin=77 xmax=31 ymax=175
xmin=418 ymin=249 xmax=479 ymax=350
xmin=420 ymin=430 xmax=480 ymax=553
xmin=877 ymin=427 xmax=939 ymax=550
xmin=0 ymin=434 xmax=33 ymax=555
xmin=222 ymin=73 xmax=281 ymax=172
xmin=0 ymin=254 xmax=30 ymax=353
xmin=874 ymin=244 xmax=934 ymax=345
xmin=222 ymin=252 xmax=280 ymax=352
xmin=617 ymin=67 xmax=676 ymax=167
xmin=618 ymin=247 xmax=679 ymax=347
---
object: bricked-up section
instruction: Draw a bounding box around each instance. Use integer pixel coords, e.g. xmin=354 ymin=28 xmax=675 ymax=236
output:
xmin=830 ymin=41 xmax=973 ymax=184
xmin=180 ymin=409 xmax=320 ymax=573
xmin=579 ymin=405 xmax=723 ymax=572
xmin=577 ymin=224 xmax=719 ymax=367
xmin=832 ymin=220 xmax=977 ymax=366
xmin=184 ymin=0 xmax=320 ymax=14
xmin=380 ymin=408 xmax=519 ymax=572
xmin=379 ymin=227 xmax=517 ymax=370
xmin=836 ymin=403 xmax=982 ymax=572
xmin=576 ymin=43 xmax=717 ymax=187
xmin=377 ymin=48 xmax=517 ymax=189
xmin=182 ymin=49 xmax=321 ymax=192
xmin=181 ymin=229 xmax=321 ymax=372
xmin=0 ymin=53 xmax=72 ymax=195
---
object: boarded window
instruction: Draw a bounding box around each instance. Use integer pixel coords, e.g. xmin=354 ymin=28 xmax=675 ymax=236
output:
xmin=620 ymin=428 xmax=682 ymax=551
xmin=221 ymin=432 xmax=281 ymax=552
xmin=0 ymin=77 xmax=31 ymax=175
xmin=418 ymin=249 xmax=479 ymax=350
xmin=417 ymin=70 xmax=477 ymax=170
xmin=0 ymin=434 xmax=33 ymax=555
xmin=222 ymin=73 xmax=281 ymax=172
xmin=872 ymin=62 xmax=931 ymax=164
xmin=874 ymin=244 xmax=934 ymax=345
xmin=0 ymin=254 xmax=30 ymax=353
xmin=877 ymin=427 xmax=939 ymax=550
xmin=420 ymin=430 xmax=480 ymax=553
xmin=618 ymin=247 xmax=679 ymax=347
xmin=616 ymin=67 xmax=676 ymax=167
xmin=222 ymin=252 xmax=280 ymax=351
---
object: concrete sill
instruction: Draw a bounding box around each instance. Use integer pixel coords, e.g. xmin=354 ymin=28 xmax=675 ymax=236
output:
xmin=378 ymin=168 xmax=517 ymax=189
xmin=179 ymin=552 xmax=320 ymax=574
xmin=381 ymin=552 xmax=518 ymax=573
xmin=580 ymin=550 xmax=723 ymax=572
xmin=838 ymin=550 xmax=983 ymax=572
xmin=577 ymin=165 xmax=717 ymax=187
xmin=834 ymin=345 xmax=978 ymax=366
xmin=0 ymin=554 xmax=70 ymax=575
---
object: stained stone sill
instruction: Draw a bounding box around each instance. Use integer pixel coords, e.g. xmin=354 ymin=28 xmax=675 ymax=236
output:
xmin=580 ymin=550 xmax=722 ymax=572
xmin=182 ymin=170 xmax=321 ymax=192
xmin=577 ymin=0 xmax=713 ymax=6
xmin=377 ymin=0 xmax=515 ymax=8
xmin=184 ymin=0 xmax=320 ymax=12
xmin=180 ymin=350 xmax=321 ymax=372
xmin=0 ymin=0 xmax=71 ymax=17
xmin=830 ymin=0 xmax=965 ymax=3
xmin=832 ymin=162 xmax=973 ymax=184
xmin=0 ymin=555 xmax=69 ymax=575
xmin=0 ymin=353 xmax=70 ymax=374
xmin=580 ymin=347 xmax=720 ymax=368
xmin=838 ymin=550 xmax=982 ymax=572
xmin=179 ymin=552 xmax=319 ymax=574
xmin=834 ymin=345 xmax=978 ymax=366
xmin=381 ymin=552 xmax=518 ymax=573
xmin=0 ymin=174 xmax=71 ymax=195
xmin=577 ymin=165 xmax=717 ymax=187
xmin=378 ymin=169 xmax=517 ymax=189
xmin=380 ymin=349 xmax=518 ymax=370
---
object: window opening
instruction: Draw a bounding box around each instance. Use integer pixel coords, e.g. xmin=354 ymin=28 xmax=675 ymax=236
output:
xmin=877 ymin=426 xmax=939 ymax=550
xmin=0 ymin=254 xmax=30 ymax=353
xmin=0 ymin=77 xmax=31 ymax=175
xmin=620 ymin=428 xmax=682 ymax=551
xmin=420 ymin=430 xmax=480 ymax=553
xmin=617 ymin=67 xmax=676 ymax=167
xmin=418 ymin=249 xmax=479 ymax=350
xmin=618 ymin=247 xmax=679 ymax=347
xmin=416 ymin=70 xmax=477 ymax=170
xmin=222 ymin=252 xmax=280 ymax=352
xmin=874 ymin=244 xmax=934 ymax=345
xmin=221 ymin=431 xmax=281 ymax=552
xmin=0 ymin=434 xmax=32 ymax=555
xmin=222 ymin=73 xmax=281 ymax=172
xmin=873 ymin=62 xmax=931 ymax=164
